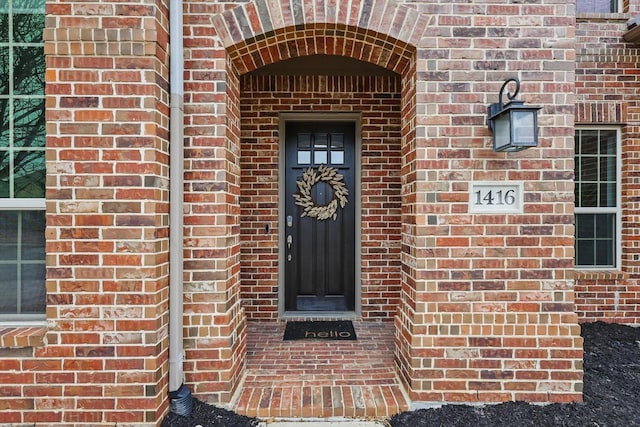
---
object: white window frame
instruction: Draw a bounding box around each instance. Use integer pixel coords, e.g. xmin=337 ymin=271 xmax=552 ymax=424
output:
xmin=574 ymin=126 xmax=622 ymax=270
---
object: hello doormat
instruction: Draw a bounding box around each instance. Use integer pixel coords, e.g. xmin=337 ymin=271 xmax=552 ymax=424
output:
xmin=283 ymin=321 xmax=357 ymax=341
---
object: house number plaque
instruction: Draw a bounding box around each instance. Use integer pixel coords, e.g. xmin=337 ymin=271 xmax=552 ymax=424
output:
xmin=469 ymin=182 xmax=523 ymax=214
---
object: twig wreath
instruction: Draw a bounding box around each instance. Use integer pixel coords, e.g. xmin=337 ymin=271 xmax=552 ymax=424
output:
xmin=293 ymin=165 xmax=349 ymax=221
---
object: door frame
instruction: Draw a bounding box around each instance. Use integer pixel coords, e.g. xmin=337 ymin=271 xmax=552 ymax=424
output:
xmin=278 ymin=112 xmax=362 ymax=318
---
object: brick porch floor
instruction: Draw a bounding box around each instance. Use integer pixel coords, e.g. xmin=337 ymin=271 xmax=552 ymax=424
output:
xmin=232 ymin=320 xmax=410 ymax=419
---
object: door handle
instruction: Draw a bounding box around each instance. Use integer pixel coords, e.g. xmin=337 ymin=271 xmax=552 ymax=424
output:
xmin=287 ymin=235 xmax=292 ymax=249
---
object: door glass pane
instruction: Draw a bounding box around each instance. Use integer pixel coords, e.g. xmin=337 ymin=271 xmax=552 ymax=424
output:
xmin=314 ymin=151 xmax=327 ymax=164
xmin=331 ymin=151 xmax=344 ymax=164
xmin=314 ymin=134 xmax=328 ymax=149
xmin=297 ymin=134 xmax=311 ymax=149
xmin=330 ymin=134 xmax=344 ymax=148
xmin=298 ymin=151 xmax=311 ymax=165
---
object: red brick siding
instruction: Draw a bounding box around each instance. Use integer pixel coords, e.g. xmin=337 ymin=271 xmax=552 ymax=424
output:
xmin=0 ymin=0 xmax=172 ymax=424
xmin=182 ymin=17 xmax=247 ymax=403
xmin=239 ymin=74 xmax=403 ymax=320
xmin=0 ymin=0 xmax=589 ymax=423
xmin=575 ymin=10 xmax=640 ymax=324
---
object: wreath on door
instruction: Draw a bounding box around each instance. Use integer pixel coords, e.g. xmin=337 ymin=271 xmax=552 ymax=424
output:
xmin=293 ymin=165 xmax=349 ymax=221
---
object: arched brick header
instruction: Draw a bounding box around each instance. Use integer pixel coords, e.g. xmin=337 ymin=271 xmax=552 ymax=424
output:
xmin=212 ymin=0 xmax=428 ymax=74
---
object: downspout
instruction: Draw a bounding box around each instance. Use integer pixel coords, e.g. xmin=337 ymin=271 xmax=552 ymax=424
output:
xmin=168 ymin=0 xmax=192 ymax=415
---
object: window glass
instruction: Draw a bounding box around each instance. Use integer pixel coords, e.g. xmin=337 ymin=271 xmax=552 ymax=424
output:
xmin=0 ymin=210 xmax=45 ymax=315
xmin=0 ymin=152 xmax=9 ymax=197
xmin=574 ymin=129 xmax=619 ymax=268
xmin=20 ymin=263 xmax=46 ymax=312
xmin=0 ymin=211 xmax=18 ymax=259
xmin=13 ymin=0 xmax=45 ymax=44
xmin=0 ymin=264 xmax=19 ymax=314
xmin=0 ymin=4 xmax=8 ymax=43
xmin=14 ymin=97 xmax=45 ymax=147
xmin=0 ymin=47 xmax=8 ymax=95
xmin=576 ymin=0 xmax=617 ymax=13
xmin=0 ymin=0 xmax=45 ymax=319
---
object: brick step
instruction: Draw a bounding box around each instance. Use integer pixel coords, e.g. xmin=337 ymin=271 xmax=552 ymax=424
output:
xmin=234 ymin=384 xmax=408 ymax=419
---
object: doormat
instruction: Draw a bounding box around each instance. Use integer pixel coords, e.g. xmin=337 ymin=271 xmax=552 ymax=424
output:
xmin=283 ymin=320 xmax=357 ymax=341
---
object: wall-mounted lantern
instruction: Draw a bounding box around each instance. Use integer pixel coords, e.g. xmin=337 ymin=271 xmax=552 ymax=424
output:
xmin=487 ymin=77 xmax=541 ymax=152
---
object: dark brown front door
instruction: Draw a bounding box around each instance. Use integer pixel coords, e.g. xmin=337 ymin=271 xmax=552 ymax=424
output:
xmin=284 ymin=121 xmax=356 ymax=312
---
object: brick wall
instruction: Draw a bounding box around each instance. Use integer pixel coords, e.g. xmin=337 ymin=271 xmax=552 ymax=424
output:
xmin=0 ymin=0 xmax=599 ymax=423
xmin=239 ymin=74 xmax=403 ymax=320
xmin=0 ymin=0 xmax=172 ymax=424
xmin=575 ymin=5 xmax=640 ymax=324
xmin=216 ymin=0 xmax=581 ymax=405
xmin=181 ymin=0 xmax=247 ymax=405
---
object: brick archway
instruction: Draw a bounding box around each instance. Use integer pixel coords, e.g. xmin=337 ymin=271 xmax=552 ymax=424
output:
xmin=212 ymin=0 xmax=428 ymax=75
xmin=202 ymin=0 xmax=427 ymax=406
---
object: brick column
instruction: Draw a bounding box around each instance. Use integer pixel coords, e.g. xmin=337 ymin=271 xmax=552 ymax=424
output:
xmin=397 ymin=0 xmax=582 ymax=404
xmin=182 ymin=6 xmax=247 ymax=400
xmin=44 ymin=0 xmax=171 ymax=423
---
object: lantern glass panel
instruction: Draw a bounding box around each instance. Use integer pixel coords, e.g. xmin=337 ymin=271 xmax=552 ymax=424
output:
xmin=493 ymin=113 xmax=511 ymax=150
xmin=512 ymin=110 xmax=535 ymax=144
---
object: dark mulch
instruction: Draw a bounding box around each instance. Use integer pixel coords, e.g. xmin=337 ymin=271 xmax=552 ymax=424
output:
xmin=161 ymin=322 xmax=640 ymax=427
xmin=160 ymin=399 xmax=259 ymax=427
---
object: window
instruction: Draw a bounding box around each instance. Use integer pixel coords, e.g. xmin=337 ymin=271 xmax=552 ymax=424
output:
xmin=574 ymin=129 xmax=620 ymax=269
xmin=576 ymin=0 xmax=619 ymax=13
xmin=0 ymin=0 xmax=46 ymax=320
